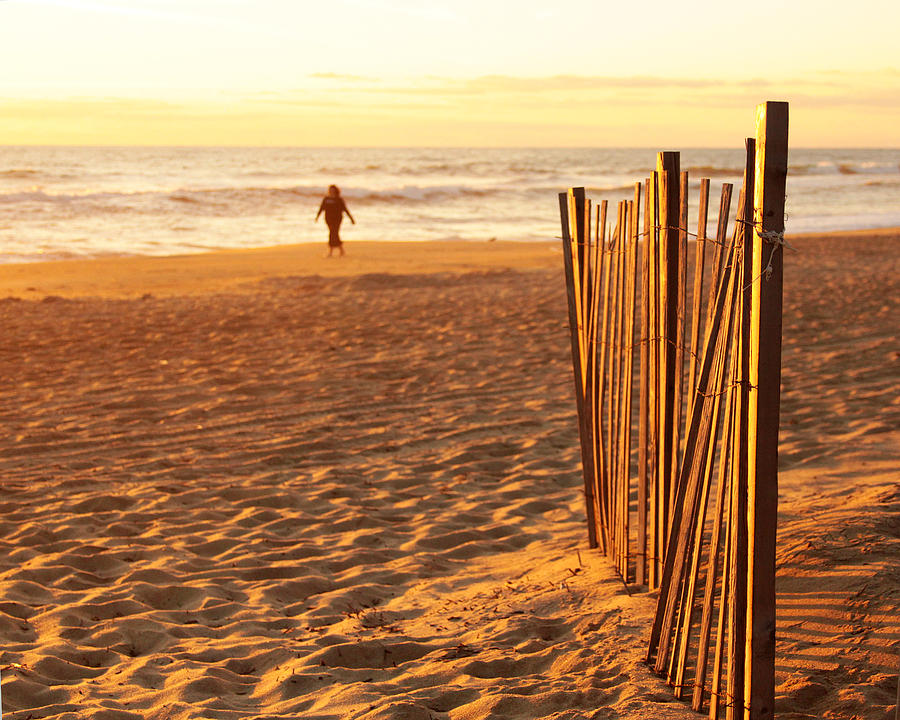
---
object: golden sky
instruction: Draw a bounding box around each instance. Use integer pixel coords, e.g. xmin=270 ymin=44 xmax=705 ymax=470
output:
xmin=2 ymin=0 xmax=898 ymax=146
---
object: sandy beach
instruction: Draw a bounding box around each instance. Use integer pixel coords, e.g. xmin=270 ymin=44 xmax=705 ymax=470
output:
xmin=0 ymin=232 xmax=897 ymax=720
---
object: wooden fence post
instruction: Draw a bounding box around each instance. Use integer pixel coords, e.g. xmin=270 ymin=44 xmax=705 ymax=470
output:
xmin=745 ymin=100 xmax=788 ymax=720
xmin=656 ymin=151 xmax=681 ymax=562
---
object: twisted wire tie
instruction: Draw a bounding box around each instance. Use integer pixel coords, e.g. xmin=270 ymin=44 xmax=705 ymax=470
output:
xmin=734 ymin=218 xmax=795 ymax=281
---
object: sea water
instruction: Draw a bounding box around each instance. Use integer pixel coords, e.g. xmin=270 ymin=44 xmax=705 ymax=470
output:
xmin=1 ymin=146 xmax=898 ymax=262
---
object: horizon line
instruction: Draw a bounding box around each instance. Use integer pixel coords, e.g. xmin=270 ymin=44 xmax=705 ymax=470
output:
xmin=3 ymin=143 xmax=898 ymax=151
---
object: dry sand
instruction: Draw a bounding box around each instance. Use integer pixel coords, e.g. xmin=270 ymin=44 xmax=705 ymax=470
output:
xmin=0 ymin=233 xmax=896 ymax=720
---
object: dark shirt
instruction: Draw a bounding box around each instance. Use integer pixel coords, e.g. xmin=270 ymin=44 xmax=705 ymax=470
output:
xmin=319 ymin=196 xmax=347 ymax=225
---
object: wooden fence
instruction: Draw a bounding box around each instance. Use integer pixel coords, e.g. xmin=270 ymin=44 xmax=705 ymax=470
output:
xmin=558 ymin=101 xmax=788 ymax=719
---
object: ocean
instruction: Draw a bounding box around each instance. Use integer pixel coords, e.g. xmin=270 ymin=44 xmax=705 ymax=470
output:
xmin=1 ymin=146 xmax=898 ymax=263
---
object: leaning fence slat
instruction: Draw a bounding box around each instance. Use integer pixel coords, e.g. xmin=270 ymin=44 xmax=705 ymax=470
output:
xmin=637 ymin=177 xmax=652 ymax=586
xmin=591 ymin=201 xmax=609 ymax=549
xmin=620 ymin=200 xmax=635 ymax=576
xmin=726 ymin=326 xmax=747 ymax=720
xmin=610 ymin=203 xmax=621 ymax=571
xmin=649 ymin=170 xmax=663 ymax=587
xmin=705 ymin=184 xmax=733 ymax=356
xmin=673 ymin=263 xmax=737 ymax=697
xmin=655 ymin=162 xmax=670 ymax=558
xmin=568 ymin=191 xmax=586 ymax=387
xmin=693 ymin=401 xmax=737 ymax=712
xmin=615 ymin=200 xmax=630 ymax=576
xmin=693 ymin=244 xmax=739 ymax=713
xmin=606 ymin=206 xmax=617 ymax=561
xmin=617 ymin=201 xmax=628 ymax=570
xmin=652 ymin=239 xmax=739 ymax=676
xmin=570 ymin=191 xmax=597 ymax=535
xmin=709 ymin=426 xmax=735 ymax=720
xmin=582 ymin=196 xmax=593 ymax=366
xmin=665 ymin=170 xmax=690 ymax=683
xmin=607 ymin=205 xmax=623 ymax=562
xmin=647 ymin=224 xmax=738 ymax=667
xmin=584 ymin=198 xmax=606 ymax=549
xmin=687 ymin=178 xmax=711 ymax=420
xmin=595 ymin=202 xmax=609 ymax=547
xmin=559 ymin=190 xmax=598 ymax=548
xmin=693 ymin=240 xmax=740 ymax=711
xmin=727 ymin=140 xmax=755 ymax=720
xmin=673 ymin=198 xmax=719 ymax=690
xmin=619 ymin=200 xmax=630 ymax=573
xmin=605 ymin=203 xmax=616 ymax=562
xmin=597 ymin=204 xmax=615 ymax=549
xmin=613 ymin=203 xmax=625 ymax=572
xmin=745 ymin=101 xmax=788 ymax=720
xmin=671 ymin=170 xmax=689 ymax=497
xmin=622 ymin=184 xmax=641 ymax=581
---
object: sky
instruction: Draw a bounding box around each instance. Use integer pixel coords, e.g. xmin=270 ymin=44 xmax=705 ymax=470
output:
xmin=1 ymin=0 xmax=898 ymax=146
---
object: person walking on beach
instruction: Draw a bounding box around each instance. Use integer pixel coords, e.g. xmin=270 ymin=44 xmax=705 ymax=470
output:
xmin=316 ymin=185 xmax=355 ymax=257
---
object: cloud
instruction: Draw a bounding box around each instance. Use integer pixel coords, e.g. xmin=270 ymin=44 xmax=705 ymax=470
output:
xmin=461 ymin=75 xmax=723 ymax=92
xmin=309 ymin=73 xmax=379 ymax=83
xmin=280 ymin=73 xmax=855 ymax=98
xmin=207 ymin=69 xmax=900 ymax=110
xmin=243 ymin=72 xmax=899 ymax=112
xmin=3 ymin=68 xmax=898 ymax=146
xmin=14 ymin=69 xmax=897 ymax=114
xmin=294 ymin=74 xmax=729 ymax=95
